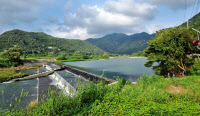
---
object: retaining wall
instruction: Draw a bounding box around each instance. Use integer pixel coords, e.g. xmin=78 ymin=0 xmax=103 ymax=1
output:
xmin=64 ymin=66 xmax=115 ymax=84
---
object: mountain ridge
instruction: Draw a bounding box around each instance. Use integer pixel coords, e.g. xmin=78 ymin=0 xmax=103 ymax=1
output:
xmin=0 ymin=29 xmax=105 ymax=55
xmin=86 ymin=12 xmax=200 ymax=54
xmin=86 ymin=32 xmax=155 ymax=54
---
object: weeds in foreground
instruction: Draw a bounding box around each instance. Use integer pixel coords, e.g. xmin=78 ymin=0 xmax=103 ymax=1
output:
xmin=2 ymin=74 xmax=200 ymax=115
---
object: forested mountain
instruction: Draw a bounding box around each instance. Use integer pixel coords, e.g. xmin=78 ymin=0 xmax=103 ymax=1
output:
xmin=0 ymin=29 xmax=105 ymax=55
xmin=86 ymin=32 xmax=155 ymax=54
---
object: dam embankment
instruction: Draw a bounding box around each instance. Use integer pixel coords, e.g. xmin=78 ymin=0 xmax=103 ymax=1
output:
xmin=64 ymin=65 xmax=115 ymax=84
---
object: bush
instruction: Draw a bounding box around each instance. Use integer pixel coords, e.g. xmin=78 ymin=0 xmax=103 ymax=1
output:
xmin=188 ymin=59 xmax=200 ymax=75
xmin=57 ymin=53 xmax=67 ymax=60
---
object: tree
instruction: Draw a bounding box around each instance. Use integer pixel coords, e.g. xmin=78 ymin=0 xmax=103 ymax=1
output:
xmin=0 ymin=45 xmax=22 ymax=62
xmin=57 ymin=53 xmax=67 ymax=60
xmin=53 ymin=48 xmax=59 ymax=56
xmin=144 ymin=27 xmax=198 ymax=77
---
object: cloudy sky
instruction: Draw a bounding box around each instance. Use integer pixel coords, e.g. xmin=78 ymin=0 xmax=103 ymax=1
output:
xmin=0 ymin=0 xmax=198 ymax=40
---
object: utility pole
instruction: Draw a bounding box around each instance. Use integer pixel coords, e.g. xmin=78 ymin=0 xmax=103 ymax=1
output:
xmin=187 ymin=20 xmax=189 ymax=29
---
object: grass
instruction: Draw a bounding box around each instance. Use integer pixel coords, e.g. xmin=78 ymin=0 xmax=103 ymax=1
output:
xmin=0 ymin=67 xmax=26 ymax=83
xmin=0 ymin=65 xmax=39 ymax=83
xmin=2 ymin=74 xmax=200 ymax=115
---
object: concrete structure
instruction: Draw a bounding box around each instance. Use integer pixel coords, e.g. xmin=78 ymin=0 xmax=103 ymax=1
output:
xmin=4 ymin=63 xmax=116 ymax=102
xmin=65 ymin=65 xmax=115 ymax=84
xmin=38 ymin=65 xmax=77 ymax=101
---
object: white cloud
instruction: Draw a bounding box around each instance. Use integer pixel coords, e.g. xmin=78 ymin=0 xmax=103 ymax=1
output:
xmin=43 ymin=25 xmax=97 ymax=40
xmin=105 ymin=0 xmax=156 ymax=19
xmin=146 ymin=24 xmax=164 ymax=34
xmin=0 ymin=0 xmax=162 ymax=39
xmin=48 ymin=0 xmax=157 ymax=39
xmin=0 ymin=0 xmax=44 ymax=25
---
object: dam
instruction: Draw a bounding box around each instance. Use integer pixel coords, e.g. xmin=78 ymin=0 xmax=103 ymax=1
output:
xmin=0 ymin=63 xmax=114 ymax=111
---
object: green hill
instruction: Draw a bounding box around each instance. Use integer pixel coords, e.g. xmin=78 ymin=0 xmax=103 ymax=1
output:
xmin=0 ymin=29 xmax=105 ymax=55
xmin=86 ymin=32 xmax=155 ymax=54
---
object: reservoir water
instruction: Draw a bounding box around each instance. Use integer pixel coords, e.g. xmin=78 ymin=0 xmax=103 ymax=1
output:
xmin=0 ymin=79 xmax=37 ymax=111
xmin=64 ymin=57 xmax=155 ymax=82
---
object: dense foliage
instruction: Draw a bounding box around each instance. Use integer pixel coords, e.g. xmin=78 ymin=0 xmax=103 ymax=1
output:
xmin=145 ymin=27 xmax=198 ymax=77
xmin=0 ymin=58 xmax=19 ymax=67
xmin=86 ymin=32 xmax=155 ymax=54
xmin=3 ymin=75 xmax=200 ymax=115
xmin=0 ymin=46 xmax=22 ymax=67
xmin=1 ymin=45 xmax=22 ymax=62
xmin=0 ymin=29 xmax=105 ymax=56
xmin=130 ymin=51 xmax=145 ymax=57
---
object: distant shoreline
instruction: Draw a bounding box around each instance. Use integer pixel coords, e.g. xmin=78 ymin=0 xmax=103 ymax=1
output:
xmin=109 ymin=56 xmax=146 ymax=59
xmin=128 ymin=57 xmax=146 ymax=58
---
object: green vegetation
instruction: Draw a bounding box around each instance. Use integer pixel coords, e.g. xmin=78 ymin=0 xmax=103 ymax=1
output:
xmin=0 ymin=67 xmax=25 ymax=83
xmin=0 ymin=65 xmax=39 ymax=83
xmin=56 ymin=54 xmax=110 ymax=64
xmin=145 ymin=27 xmax=199 ymax=77
xmin=0 ymin=46 xmax=22 ymax=67
xmin=2 ymin=74 xmax=200 ymax=115
xmin=2 ymin=11 xmax=200 ymax=116
xmin=0 ymin=58 xmax=19 ymax=67
xmin=1 ymin=45 xmax=22 ymax=62
xmin=86 ymin=32 xmax=155 ymax=54
xmin=130 ymin=51 xmax=145 ymax=57
xmin=0 ymin=29 xmax=105 ymax=56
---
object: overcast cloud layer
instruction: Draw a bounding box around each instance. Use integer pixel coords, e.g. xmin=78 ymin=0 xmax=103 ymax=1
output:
xmin=0 ymin=0 xmax=44 ymax=25
xmin=0 ymin=0 xmax=197 ymax=39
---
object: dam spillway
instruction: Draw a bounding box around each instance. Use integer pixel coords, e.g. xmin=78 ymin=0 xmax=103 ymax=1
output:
xmin=38 ymin=64 xmax=114 ymax=100
xmin=0 ymin=63 xmax=115 ymax=111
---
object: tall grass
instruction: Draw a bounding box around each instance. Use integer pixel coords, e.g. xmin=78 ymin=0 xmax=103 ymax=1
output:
xmin=0 ymin=58 xmax=18 ymax=67
xmin=0 ymin=65 xmax=39 ymax=83
xmin=2 ymin=74 xmax=200 ymax=115
xmin=0 ymin=68 xmax=26 ymax=83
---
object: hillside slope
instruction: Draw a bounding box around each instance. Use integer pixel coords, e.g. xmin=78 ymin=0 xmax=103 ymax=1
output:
xmin=0 ymin=29 xmax=105 ymax=55
xmin=180 ymin=12 xmax=200 ymax=28
xmin=86 ymin=32 xmax=155 ymax=54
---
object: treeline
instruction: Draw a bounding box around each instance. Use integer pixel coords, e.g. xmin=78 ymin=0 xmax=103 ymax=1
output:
xmin=130 ymin=51 xmax=145 ymax=57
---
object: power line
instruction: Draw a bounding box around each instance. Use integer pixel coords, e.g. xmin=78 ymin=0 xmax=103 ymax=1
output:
xmin=195 ymin=0 xmax=200 ymax=13
xmin=184 ymin=0 xmax=187 ymax=23
xmin=197 ymin=0 xmax=200 ymax=13
xmin=191 ymin=0 xmax=197 ymax=18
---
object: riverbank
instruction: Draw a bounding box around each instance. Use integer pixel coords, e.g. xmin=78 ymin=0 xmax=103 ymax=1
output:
xmin=128 ymin=56 xmax=146 ymax=58
xmin=24 ymin=55 xmax=146 ymax=65
xmin=109 ymin=56 xmax=146 ymax=58
xmin=3 ymin=74 xmax=200 ymax=115
xmin=0 ymin=65 xmax=39 ymax=83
